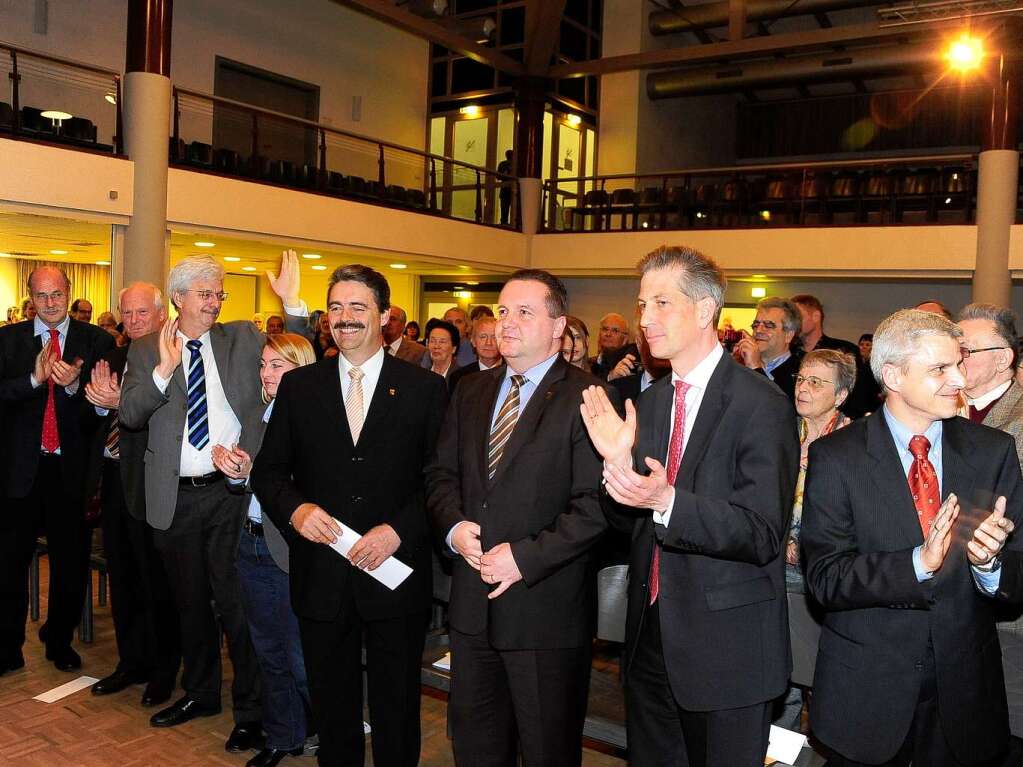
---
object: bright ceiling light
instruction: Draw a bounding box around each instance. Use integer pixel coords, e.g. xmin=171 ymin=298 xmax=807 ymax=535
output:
xmin=104 ymin=93 xmax=117 ymax=105
xmin=454 ymin=290 xmax=473 ymax=299
xmin=946 ymin=35 xmax=984 ymax=73
xmin=242 ymin=266 xmax=257 ymax=271
xmin=194 ymin=241 xmax=216 ymax=248
xmin=566 ymin=114 xmax=582 ymax=128
xmin=302 ymin=253 xmax=321 ymax=259
xmin=390 ymin=263 xmax=407 ymax=269
xmin=752 ymin=274 xmax=767 ymax=279
xmin=50 ymin=249 xmax=68 ymax=255
xmin=96 ymin=260 xmax=110 ymax=266
xmin=311 ymin=265 xmax=327 ymax=271
xmin=224 ymin=256 xmax=241 ymax=262
xmin=751 ymin=287 xmax=767 ymax=298
xmin=0 ymin=252 xmax=11 ymax=258
xmin=459 ymin=105 xmax=480 ymax=118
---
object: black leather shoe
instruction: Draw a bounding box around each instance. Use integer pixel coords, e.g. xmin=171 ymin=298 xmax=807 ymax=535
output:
xmin=149 ymin=696 xmax=221 ymax=728
xmin=141 ymin=681 xmax=174 ymax=707
xmin=226 ymin=721 xmax=264 ymax=753
xmin=49 ymin=646 xmax=81 ymax=671
xmin=0 ymin=652 xmax=25 ymax=675
xmin=92 ymin=668 xmax=147 ymax=696
xmin=245 ymin=746 xmax=303 ymax=767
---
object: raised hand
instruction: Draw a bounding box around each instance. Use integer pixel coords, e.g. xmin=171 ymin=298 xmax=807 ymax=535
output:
xmin=920 ymin=493 xmax=960 ymax=573
xmin=968 ymin=495 xmax=1014 ymax=567
xmin=580 ymin=385 xmax=636 ymax=468
xmin=85 ymin=359 xmax=121 ymax=409
xmin=734 ymin=335 xmax=763 ymax=369
xmin=51 ymin=357 xmax=84 ymax=387
xmin=155 ymin=318 xmax=183 ymax=380
xmin=266 ymin=249 xmax=301 ymax=307
xmin=32 ymin=338 xmax=54 ymax=385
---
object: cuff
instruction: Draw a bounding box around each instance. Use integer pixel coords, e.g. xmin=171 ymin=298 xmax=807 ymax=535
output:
xmin=29 ymin=373 xmax=40 ymax=388
xmin=912 ymin=546 xmax=935 ymax=582
xmin=446 ymin=521 xmax=467 ymax=554
xmin=284 ymin=301 xmax=309 ymax=317
xmin=64 ymin=380 xmax=80 ymax=396
xmin=152 ymin=369 xmax=170 ymax=393
xmin=972 ymin=562 xmax=1002 ymax=595
xmin=652 ymin=487 xmax=676 ymax=527
xmin=94 ymin=406 xmax=110 ymax=416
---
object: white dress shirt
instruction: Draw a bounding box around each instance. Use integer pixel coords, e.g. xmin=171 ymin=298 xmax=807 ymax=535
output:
xmin=153 ymin=329 xmax=241 ymax=477
xmin=338 ymin=346 xmax=385 ymax=420
xmin=653 ymin=343 xmax=724 ymax=527
xmin=967 ymin=379 xmax=1013 ymax=409
xmin=387 ymin=337 xmax=403 ymax=356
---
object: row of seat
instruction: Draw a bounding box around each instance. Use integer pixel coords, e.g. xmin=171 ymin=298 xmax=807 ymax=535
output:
xmin=170 ymin=139 xmax=429 ymax=210
xmin=0 ymin=102 xmax=106 ymax=149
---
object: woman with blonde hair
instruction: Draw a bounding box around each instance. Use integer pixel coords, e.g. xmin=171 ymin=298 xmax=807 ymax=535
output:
xmin=212 ymin=332 xmax=316 ymax=766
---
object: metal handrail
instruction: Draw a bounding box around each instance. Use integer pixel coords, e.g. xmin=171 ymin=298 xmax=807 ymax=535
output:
xmin=0 ymin=40 xmax=121 ymax=78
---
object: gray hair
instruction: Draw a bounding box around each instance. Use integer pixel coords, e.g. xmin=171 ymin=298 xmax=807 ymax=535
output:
xmin=168 ymin=256 xmax=224 ymax=307
xmin=637 ymin=245 xmax=726 ymax=324
xmin=756 ymin=296 xmax=802 ymax=335
xmin=118 ymin=281 xmax=164 ymax=310
xmin=801 ymin=349 xmax=857 ymax=396
xmin=957 ymin=302 xmax=1018 ymax=365
xmin=871 ymin=309 xmax=963 ymax=389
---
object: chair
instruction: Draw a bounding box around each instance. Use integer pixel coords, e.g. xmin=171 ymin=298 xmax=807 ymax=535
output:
xmin=386 ymin=185 xmax=408 ymax=205
xmin=344 ymin=175 xmax=368 ymax=196
xmin=936 ymin=166 xmax=972 ymax=223
xmin=185 ymin=141 xmax=212 ymax=167
xmin=797 ymin=171 xmax=831 ymax=225
xmin=860 ymin=170 xmax=895 ymax=224
xmin=757 ymin=175 xmax=796 ymax=226
xmin=213 ymin=148 xmax=241 ymax=175
xmin=609 ymin=188 xmax=636 ymax=230
xmin=268 ymin=159 xmax=296 ymax=185
xmin=894 ymin=168 xmax=938 ymax=223
xmin=326 ymin=171 xmax=345 ymax=194
xmin=688 ymin=183 xmax=715 ymax=226
xmin=20 ymin=106 xmax=51 ymax=135
xmin=635 ymin=187 xmax=663 ymax=229
xmin=63 ymin=117 xmax=97 ymax=144
xmin=30 ymin=532 xmax=108 ymax=644
xmin=407 ymin=188 xmax=427 ymax=209
xmin=0 ymin=102 xmax=13 ymax=131
xmin=828 ymin=172 xmax=860 ymax=224
xmin=596 ymin=565 xmax=629 ymax=644
xmin=711 ymin=177 xmax=748 ymax=226
xmin=298 ymin=164 xmax=321 ymax=189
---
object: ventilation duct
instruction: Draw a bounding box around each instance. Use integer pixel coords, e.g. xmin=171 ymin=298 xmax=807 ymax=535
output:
xmin=650 ymin=0 xmax=892 ymax=34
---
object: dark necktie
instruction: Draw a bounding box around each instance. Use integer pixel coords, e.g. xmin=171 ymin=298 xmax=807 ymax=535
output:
xmin=41 ymin=328 xmax=61 ymax=453
xmin=650 ymin=380 xmax=691 ymax=605
xmin=186 ymin=339 xmax=209 ymax=450
xmin=488 ymin=375 xmax=525 ymax=480
xmin=909 ymin=435 xmax=939 ymax=536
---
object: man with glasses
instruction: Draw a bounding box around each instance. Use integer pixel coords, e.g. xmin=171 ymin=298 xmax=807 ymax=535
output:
xmin=592 ymin=312 xmax=636 ymax=380
xmin=121 ymin=255 xmax=264 ymax=751
xmin=734 ymin=296 xmax=803 ymax=401
xmin=0 ymin=266 xmax=114 ymax=675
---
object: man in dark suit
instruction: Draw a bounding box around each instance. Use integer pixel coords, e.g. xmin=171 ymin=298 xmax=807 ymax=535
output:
xmin=734 ymin=295 xmax=803 ymax=402
xmin=83 ymin=281 xmax=181 ymax=707
xmin=426 ymin=269 xmax=609 ymax=767
xmin=447 ymin=314 xmax=503 ymax=393
xmin=802 ymin=308 xmax=1023 ymax=767
xmin=383 ymin=305 xmax=427 ymax=365
xmin=582 ymin=246 xmax=799 ymax=767
xmin=120 ymin=256 xmax=263 ymax=750
xmin=0 ymin=266 xmax=114 ymax=674
xmin=610 ymin=325 xmax=673 ymax=405
xmin=252 ymin=264 xmax=446 ymax=767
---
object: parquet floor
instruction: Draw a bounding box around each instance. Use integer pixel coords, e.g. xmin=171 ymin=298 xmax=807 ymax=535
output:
xmin=0 ymin=561 xmax=626 ymax=767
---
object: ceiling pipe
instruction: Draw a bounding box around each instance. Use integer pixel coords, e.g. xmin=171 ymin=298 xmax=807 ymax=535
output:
xmin=650 ymin=0 xmax=891 ymax=34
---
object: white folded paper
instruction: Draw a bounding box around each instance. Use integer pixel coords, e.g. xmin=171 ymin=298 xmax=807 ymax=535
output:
xmin=432 ymin=652 xmax=452 ymax=671
xmin=327 ymin=521 xmax=413 ymax=590
xmin=33 ymin=676 xmax=99 ymax=703
xmin=766 ymin=724 xmax=809 ymax=765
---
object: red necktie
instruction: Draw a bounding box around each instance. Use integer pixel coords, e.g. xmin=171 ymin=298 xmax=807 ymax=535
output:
xmin=650 ymin=380 xmax=691 ymax=605
xmin=41 ymin=328 xmax=61 ymax=453
xmin=909 ymin=435 xmax=939 ymax=537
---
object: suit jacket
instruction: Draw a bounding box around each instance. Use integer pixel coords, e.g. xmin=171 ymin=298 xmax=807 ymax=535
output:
xmin=761 ymin=351 xmax=801 ymax=402
xmin=591 ymin=343 xmax=639 ymax=382
xmin=242 ymin=407 xmax=290 ymax=573
xmin=984 ymin=381 xmax=1023 ymax=469
xmin=119 ymin=322 xmax=265 ymax=530
xmin=619 ymin=353 xmax=799 ymax=711
xmin=0 ymin=318 xmax=114 ymax=499
xmin=393 ymin=337 xmax=428 ymax=366
xmin=448 ymin=361 xmax=502 ymax=396
xmin=251 ymin=353 xmax=447 ymax=622
xmin=802 ymin=412 xmax=1023 ymax=764
xmin=426 ymin=356 xmax=610 ymax=650
xmin=813 ymin=333 xmax=877 ymax=418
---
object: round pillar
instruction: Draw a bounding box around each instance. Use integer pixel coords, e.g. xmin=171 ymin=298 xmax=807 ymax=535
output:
xmin=513 ymin=77 xmax=547 ymax=234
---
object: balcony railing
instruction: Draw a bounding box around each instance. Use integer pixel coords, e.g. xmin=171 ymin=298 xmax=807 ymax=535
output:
xmin=542 ymin=153 xmax=981 ymax=233
xmin=0 ymin=41 xmax=122 ymax=154
xmin=171 ymin=87 xmax=519 ymax=230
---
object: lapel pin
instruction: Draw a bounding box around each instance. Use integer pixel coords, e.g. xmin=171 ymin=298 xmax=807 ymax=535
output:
xmin=389 ymin=388 xmax=396 ymax=396
xmin=545 ymin=390 xmax=553 ymax=400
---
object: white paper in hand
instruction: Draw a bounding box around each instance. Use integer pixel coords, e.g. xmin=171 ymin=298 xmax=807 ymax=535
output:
xmin=327 ymin=521 xmax=412 ymax=590
xmin=767 ymin=725 xmax=809 ymax=765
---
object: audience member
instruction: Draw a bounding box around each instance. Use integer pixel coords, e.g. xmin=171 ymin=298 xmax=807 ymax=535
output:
xmin=21 ymin=296 xmax=36 ymax=321
xmin=83 ymin=282 xmax=181 ymax=706
xmin=591 ymin=312 xmax=633 ymax=379
xmin=858 ymin=333 xmax=873 ymax=363
xmin=314 ymin=313 xmax=338 ymax=359
xmin=251 ymin=313 xmax=265 ymax=332
xmin=803 ymin=309 xmax=1023 ymax=767
xmin=120 ymin=256 xmax=263 ymax=749
xmin=213 ymin=333 xmax=316 ymax=767
xmin=561 ymin=315 xmax=592 ymax=372
xmin=404 ymin=319 xmax=421 ymax=342
xmin=497 ymin=149 xmax=514 ymax=225
xmin=427 ymin=269 xmax=610 ymax=767
xmin=5 ymin=306 xmax=20 ymax=324
xmin=958 ymin=304 xmax=1023 ymax=451
xmin=915 ymin=298 xmax=954 ymax=320
xmin=448 ymin=315 xmax=502 ymax=392
xmin=608 ymin=324 xmax=671 ymax=404
xmin=97 ymin=310 xmax=119 ymax=336
xmin=265 ymin=315 xmax=284 ymax=335
xmin=470 ymin=304 xmax=495 ymax=322
xmin=253 ymin=264 xmax=446 ymax=767
xmin=582 ymin=246 xmax=798 ymax=767
xmin=0 ymin=266 xmax=114 ymax=675
xmin=734 ymin=296 xmax=803 ymax=400
xmin=422 ymin=307 xmax=476 ymax=369
xmin=71 ymin=297 xmax=93 ymax=323
xmin=383 ymin=305 xmax=427 ymax=364
xmin=425 ymin=318 xmax=461 ymax=387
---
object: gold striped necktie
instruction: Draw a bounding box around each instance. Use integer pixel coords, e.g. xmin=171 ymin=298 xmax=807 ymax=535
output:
xmin=487 ymin=374 xmax=525 ymax=480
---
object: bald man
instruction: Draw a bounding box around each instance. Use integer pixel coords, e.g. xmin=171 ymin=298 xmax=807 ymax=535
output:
xmin=383 ymin=305 xmax=427 ymax=364
xmin=591 ymin=312 xmax=637 ymax=380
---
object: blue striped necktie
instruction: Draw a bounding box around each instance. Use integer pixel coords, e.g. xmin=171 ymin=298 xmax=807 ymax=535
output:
xmin=186 ymin=339 xmax=210 ymax=450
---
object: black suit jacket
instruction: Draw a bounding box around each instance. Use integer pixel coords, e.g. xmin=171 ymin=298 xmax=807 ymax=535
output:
xmin=448 ymin=361 xmax=503 ymax=396
xmin=252 ymin=353 xmax=447 ymax=622
xmin=619 ymin=353 xmax=799 ymax=711
xmin=426 ymin=356 xmax=610 ymax=650
xmin=759 ymin=351 xmax=801 ymax=402
xmin=0 ymin=319 xmax=113 ymax=499
xmin=802 ymin=412 xmax=1023 ymax=765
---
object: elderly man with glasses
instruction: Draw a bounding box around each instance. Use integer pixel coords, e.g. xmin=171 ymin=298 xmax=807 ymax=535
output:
xmin=734 ymin=296 xmax=804 ymax=402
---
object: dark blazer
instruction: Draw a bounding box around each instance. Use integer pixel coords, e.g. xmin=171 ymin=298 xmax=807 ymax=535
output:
xmin=252 ymin=353 xmax=447 ymax=622
xmin=448 ymin=361 xmax=500 ymax=396
xmin=802 ymin=412 xmax=1023 ymax=765
xmin=591 ymin=343 xmax=639 ymax=381
xmin=0 ymin=318 xmax=113 ymax=499
xmin=426 ymin=356 xmax=610 ymax=650
xmin=619 ymin=353 xmax=799 ymax=711
xmin=760 ymin=351 xmax=801 ymax=402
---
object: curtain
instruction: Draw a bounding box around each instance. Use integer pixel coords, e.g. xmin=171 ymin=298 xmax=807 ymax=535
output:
xmin=16 ymin=260 xmax=110 ymax=318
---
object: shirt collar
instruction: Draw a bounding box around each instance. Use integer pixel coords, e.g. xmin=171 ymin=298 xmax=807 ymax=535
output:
xmin=672 ymin=343 xmax=724 ymax=392
xmin=506 ymin=352 xmax=560 ymax=387
xmin=388 ymin=337 xmax=402 ymax=354
xmin=263 ymin=398 xmax=276 ymax=423
xmin=479 ymin=359 xmax=500 ymax=371
xmin=968 ymin=379 xmax=1012 ymax=409
xmin=338 ymin=345 xmax=385 ymax=380
xmin=177 ymin=329 xmax=212 ymax=346
xmin=764 ymin=350 xmax=791 ymax=374
xmin=882 ymin=404 xmax=943 ymax=455
xmin=34 ymin=314 xmax=70 ymax=338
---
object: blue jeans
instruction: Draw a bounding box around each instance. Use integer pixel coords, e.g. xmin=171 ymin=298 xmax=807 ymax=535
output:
xmin=237 ymin=527 xmax=310 ymax=750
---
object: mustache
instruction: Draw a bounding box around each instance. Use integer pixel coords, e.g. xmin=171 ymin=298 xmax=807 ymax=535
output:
xmin=333 ymin=322 xmax=365 ymax=331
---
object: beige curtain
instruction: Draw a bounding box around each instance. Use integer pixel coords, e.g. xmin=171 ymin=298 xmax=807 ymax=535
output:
xmin=16 ymin=260 xmax=110 ymax=318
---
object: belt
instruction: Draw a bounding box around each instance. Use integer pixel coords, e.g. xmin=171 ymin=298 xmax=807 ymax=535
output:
xmin=243 ymin=519 xmax=264 ymax=537
xmin=178 ymin=470 xmax=224 ymax=487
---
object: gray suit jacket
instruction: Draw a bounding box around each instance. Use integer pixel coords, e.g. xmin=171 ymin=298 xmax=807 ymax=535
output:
xmin=120 ymin=321 xmax=265 ymax=530
xmin=394 ymin=337 xmax=427 ymax=365
xmin=985 ymin=381 xmax=1023 ymax=469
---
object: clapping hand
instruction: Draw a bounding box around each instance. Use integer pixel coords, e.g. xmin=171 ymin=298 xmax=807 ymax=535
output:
xmin=32 ymin=338 xmax=54 ymax=385
xmin=451 ymin=521 xmax=483 ymax=571
xmin=85 ymin=359 xmax=121 ymax=409
xmin=920 ymin=493 xmax=960 ymax=573
xmin=967 ymin=495 xmax=1014 ymax=568
xmin=155 ymin=318 xmax=183 ymax=380
xmin=580 ymin=385 xmax=636 ymax=468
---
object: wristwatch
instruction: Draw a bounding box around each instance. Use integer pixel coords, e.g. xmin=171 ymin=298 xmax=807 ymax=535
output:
xmin=975 ymin=554 xmax=1002 ymax=573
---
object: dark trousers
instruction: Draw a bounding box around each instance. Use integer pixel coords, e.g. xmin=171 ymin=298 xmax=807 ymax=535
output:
xmin=0 ymin=454 xmax=87 ymax=653
xmin=499 ymin=190 xmax=512 ymax=225
xmin=152 ymin=481 xmax=260 ymax=722
xmin=237 ymin=527 xmax=310 ymax=751
xmin=448 ymin=628 xmax=592 ymax=767
xmin=298 ymin=599 xmax=428 ymax=767
xmin=100 ymin=458 xmax=180 ymax=687
xmin=625 ymin=603 xmax=771 ymax=767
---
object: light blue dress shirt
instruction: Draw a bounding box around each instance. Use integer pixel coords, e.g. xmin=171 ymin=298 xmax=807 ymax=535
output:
xmin=763 ymin=350 xmax=791 ymax=380
xmin=246 ymin=400 xmax=276 ymax=524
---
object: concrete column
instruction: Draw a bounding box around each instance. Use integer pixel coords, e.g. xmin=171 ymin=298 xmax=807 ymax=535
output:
xmin=514 ymin=77 xmax=547 ymax=234
xmin=123 ymin=0 xmax=173 ymax=288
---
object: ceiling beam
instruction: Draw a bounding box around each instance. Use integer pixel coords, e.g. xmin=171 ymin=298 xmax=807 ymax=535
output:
xmin=524 ymin=0 xmax=567 ymax=75
xmin=330 ymin=0 xmax=525 ymax=75
xmin=548 ymin=19 xmax=959 ymax=78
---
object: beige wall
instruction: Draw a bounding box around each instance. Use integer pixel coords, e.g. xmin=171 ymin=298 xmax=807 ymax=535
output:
xmin=0 ymin=259 xmax=19 ymax=320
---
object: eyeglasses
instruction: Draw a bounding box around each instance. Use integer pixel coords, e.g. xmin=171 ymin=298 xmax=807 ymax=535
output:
xmin=795 ymin=374 xmax=834 ymax=390
xmin=960 ymin=346 xmax=1008 ymax=360
xmin=183 ymin=289 xmax=228 ymax=302
xmin=750 ymin=320 xmax=778 ymax=330
xmin=32 ymin=291 xmax=66 ymax=304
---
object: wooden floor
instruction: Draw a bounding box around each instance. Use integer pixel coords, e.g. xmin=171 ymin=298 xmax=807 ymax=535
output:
xmin=0 ymin=564 xmax=627 ymax=767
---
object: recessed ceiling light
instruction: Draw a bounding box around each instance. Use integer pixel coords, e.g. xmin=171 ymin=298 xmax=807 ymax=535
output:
xmin=301 ymin=253 xmax=321 ymax=260
xmin=0 ymin=252 xmax=12 ymax=258
xmin=224 ymin=256 xmax=241 ymax=262
xmin=104 ymin=93 xmax=117 ymax=105
xmin=242 ymin=266 xmax=257 ymax=271
xmin=466 ymin=281 xmax=479 ymax=285
xmin=96 ymin=260 xmax=110 ymax=266
xmin=390 ymin=263 xmax=407 ymax=269
xmin=311 ymin=265 xmax=327 ymax=271
xmin=194 ymin=241 xmax=215 ymax=248
xmin=458 ymin=265 xmax=470 ymax=270
xmin=751 ymin=287 xmax=766 ymax=298
xmin=752 ymin=274 xmax=767 ymax=279
xmin=50 ymin=249 xmax=68 ymax=255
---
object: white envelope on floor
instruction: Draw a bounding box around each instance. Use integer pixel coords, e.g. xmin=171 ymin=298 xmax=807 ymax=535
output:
xmin=327 ymin=521 xmax=412 ymax=590
xmin=766 ymin=725 xmax=809 ymax=765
